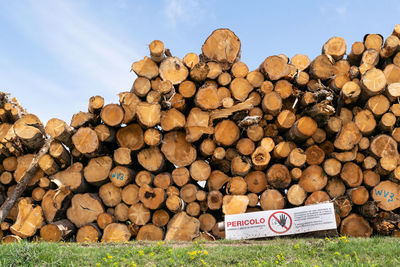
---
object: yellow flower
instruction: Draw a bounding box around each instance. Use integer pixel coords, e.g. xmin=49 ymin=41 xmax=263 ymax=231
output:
xmin=107 ymin=255 xmax=113 ymax=259
xmin=293 ymin=244 xmax=300 ymax=249
xmin=168 ymin=249 xmax=172 ymax=253
xmin=96 ymin=263 xmax=100 ymax=266
xmin=333 ymin=252 xmax=341 ymax=256
xmin=138 ymin=250 xmax=144 ymax=255
xmin=131 ymin=262 xmax=137 ymax=267
xmin=203 ymin=250 xmax=208 ymax=255
xmin=149 ymin=252 xmax=154 ymax=257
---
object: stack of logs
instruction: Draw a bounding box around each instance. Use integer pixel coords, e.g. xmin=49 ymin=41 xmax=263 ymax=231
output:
xmin=2 ymin=25 xmax=400 ymax=242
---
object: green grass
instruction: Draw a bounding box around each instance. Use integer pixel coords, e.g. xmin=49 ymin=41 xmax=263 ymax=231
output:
xmin=0 ymin=237 xmax=399 ymax=266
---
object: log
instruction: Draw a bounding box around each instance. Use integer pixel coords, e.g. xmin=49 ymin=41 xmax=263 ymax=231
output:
xmin=45 ymin=118 xmax=73 ymax=147
xmin=260 ymin=189 xmax=284 ymax=210
xmin=97 ymin=212 xmax=115 ymax=230
xmin=226 ymin=176 xmax=247 ymax=195
xmin=136 ymin=102 xmax=161 ymax=128
xmin=370 ymin=134 xmax=398 ymax=159
xmin=372 ymin=181 xmax=400 ymax=211
xmin=66 ymin=193 xmax=104 ymax=227
xmin=361 ymin=68 xmax=386 ymax=96
xmin=100 ymin=104 xmax=124 ymax=127
xmin=325 ymin=178 xmax=346 ymax=198
xmin=310 ymin=55 xmax=334 ymax=80
xmin=139 ymin=184 xmax=165 ymax=210
xmin=52 ymin=162 xmax=87 ymax=192
xmin=230 ymin=77 xmax=253 ymax=101
xmin=70 ymin=111 xmax=95 ymax=128
xmin=131 ymin=56 xmax=158 ymax=79
xmin=137 ymin=147 xmax=165 ymax=172
xmin=152 ymin=209 xmax=170 ymax=227
xmin=288 ymin=117 xmax=317 ymax=142
xmin=340 ymin=162 xmax=363 ymax=188
xmin=114 ymin=203 xmax=129 ymax=222
xmin=149 ymin=40 xmax=165 ymax=63
xmin=76 ymin=224 xmax=101 ymax=243
xmin=32 ymin=187 xmax=45 ymax=202
xmin=305 ymin=145 xmax=325 ymax=165
xmin=137 ymin=224 xmax=163 ymax=241
xmin=83 ymin=156 xmax=112 ymax=185
xmin=14 ymin=114 xmax=44 ymax=151
xmin=164 ymin=212 xmax=200 ymax=241
xmin=190 ymin=62 xmax=209 ymax=82
xmin=201 ymin=28 xmax=241 ymax=70
xmin=41 ymin=189 xmax=72 ymax=223
xmin=299 ymin=165 xmax=327 ymax=192
xmin=10 ymin=198 xmax=43 ymax=238
xmin=102 ymin=223 xmax=131 ymax=242
xmin=287 ymin=184 xmax=307 ymax=206
xmin=166 ymin=195 xmax=185 ymax=213
xmin=340 ymin=213 xmax=372 ymax=237
xmin=266 ymin=164 xmax=290 ymax=189
xmin=49 ymin=140 xmax=70 ymax=168
xmin=40 ymin=219 xmax=75 ymax=242
xmin=334 ymin=122 xmax=362 ymax=151
xmin=322 ymin=37 xmax=346 ymax=60
xmin=305 ymin=191 xmax=330 ymax=205
xmin=72 ymin=127 xmax=99 ymax=155
xmin=190 ymin=160 xmax=211 ymax=181
xmin=159 ymin=57 xmax=188 ymax=85
xmin=348 ymin=186 xmax=369 ymax=205
xmin=245 ymin=171 xmax=267 ymax=194
xmin=14 ymin=154 xmax=44 ymax=185
xmin=260 ymin=55 xmax=289 ymax=80
xmin=99 ymin=183 xmax=122 ymax=207
xmin=109 ymin=166 xmax=133 ymax=188
xmin=161 ymin=131 xmax=197 ymax=167
xmin=128 ymin=203 xmax=150 ymax=226
xmin=183 ymin=52 xmax=199 ymax=69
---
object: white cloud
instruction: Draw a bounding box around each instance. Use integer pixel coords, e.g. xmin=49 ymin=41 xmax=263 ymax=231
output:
xmin=163 ymin=0 xmax=206 ymax=27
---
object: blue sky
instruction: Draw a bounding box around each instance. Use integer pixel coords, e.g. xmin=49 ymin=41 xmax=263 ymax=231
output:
xmin=1 ymin=0 xmax=400 ymax=124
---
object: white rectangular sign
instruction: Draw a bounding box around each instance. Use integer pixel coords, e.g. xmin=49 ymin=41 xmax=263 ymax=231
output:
xmin=224 ymin=202 xmax=337 ymax=240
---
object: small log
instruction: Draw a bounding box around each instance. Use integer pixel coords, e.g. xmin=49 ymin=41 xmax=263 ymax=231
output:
xmin=310 ymin=55 xmax=334 ymax=80
xmin=340 ymin=213 xmax=372 ymax=237
xmin=334 ymin=122 xmax=362 ymax=151
xmin=207 ymin=190 xmax=223 ymax=210
xmin=45 ymin=118 xmax=73 ymax=147
xmin=260 ymin=55 xmax=289 ymax=80
xmin=14 ymin=114 xmax=44 ymax=151
xmin=99 ymin=183 xmax=122 ymax=207
xmin=102 ymin=223 xmax=131 ymax=242
xmin=97 ymin=212 xmax=115 ymax=230
xmin=305 ymin=191 xmax=330 ymax=205
xmin=322 ymin=36 xmax=346 ymax=60
xmin=49 ymin=140 xmax=70 ymax=168
xmin=190 ymin=160 xmax=211 ymax=181
xmin=245 ymin=171 xmax=267 ymax=194
xmin=32 ymin=187 xmax=45 ymax=202
xmin=370 ymin=134 xmax=398 ymax=158
xmin=76 ymin=224 xmax=101 ymax=243
xmin=137 ymin=146 xmax=165 ymax=172
xmin=119 ymin=92 xmax=140 ymax=124
xmin=222 ymin=195 xmax=249 ymax=215
xmin=372 ymin=181 xmax=400 ymax=211
xmin=131 ymin=56 xmax=158 ymax=79
xmin=287 ymin=184 xmax=307 ymax=206
xmin=183 ymin=52 xmax=199 ymax=69
xmin=137 ymin=224 xmax=164 ymax=241
xmin=72 ymin=127 xmax=99 ymax=155
xmin=40 ymin=219 xmax=75 ymax=242
xmin=326 ymin=178 xmax=346 ymax=198
xmin=361 ymin=68 xmax=386 ymax=96
xmin=94 ymin=124 xmax=115 ymax=143
xmin=305 ymin=145 xmax=325 ymax=165
xmin=139 ymin=184 xmax=165 ymax=210
xmin=348 ymin=186 xmax=369 ymax=205
xmin=288 ymin=117 xmax=317 ymax=142
xmin=109 ymin=166 xmax=133 ymax=188
xmin=159 ymin=57 xmax=189 ymax=85
xmin=66 ymin=193 xmax=104 ymax=227
xmin=136 ymin=102 xmax=161 ymax=128
xmin=143 ymin=128 xmax=161 ymax=146
xmin=166 ymin=195 xmax=185 ymax=213
xmin=226 ymin=176 xmax=247 ymax=195
xmin=0 ymin=172 xmax=13 ymax=185
xmin=266 ymin=164 xmax=290 ymax=189
xmin=70 ymin=111 xmax=95 ymax=128
xmin=260 ymin=189 xmax=285 ymax=210
xmin=299 ymin=165 xmax=327 ymax=192
xmin=128 ymin=203 xmax=150 ymax=226
xmin=38 ymin=154 xmax=59 ymax=176
xmin=262 ymin=92 xmax=282 ymax=116
xmin=149 ymin=40 xmax=165 ymax=62
xmin=42 ymin=189 xmax=72 ymax=223
xmin=114 ymin=203 xmax=129 ymax=222
xmin=161 ymin=131 xmax=197 ymax=167
xmin=52 ymin=162 xmax=87 ymax=193
xmin=14 ymin=154 xmax=44 ymax=185
xmin=152 ymin=209 xmax=170 ymax=227
xmin=190 ymin=62 xmax=209 ymax=82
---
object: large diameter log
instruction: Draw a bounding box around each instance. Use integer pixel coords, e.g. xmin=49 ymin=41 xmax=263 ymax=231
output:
xmin=83 ymin=156 xmax=113 ymax=185
xmin=152 ymin=209 xmax=170 ymax=227
xmin=161 ymin=108 xmax=186 ymax=131
xmin=99 ymin=183 xmax=122 ymax=207
xmin=102 ymin=223 xmax=131 ymax=243
xmin=159 ymin=57 xmax=189 ymax=85
xmin=10 ymin=198 xmax=44 ymax=238
xmin=165 ymin=212 xmax=200 ymax=241
xmin=40 ymin=219 xmax=75 ymax=242
xmin=161 ymin=131 xmax=197 ymax=167
xmin=128 ymin=203 xmax=150 ymax=226
xmin=66 ymin=193 xmax=104 ymax=227
xmin=222 ymin=195 xmax=249 ymax=215
xmin=195 ymin=84 xmax=221 ymax=110
xmin=185 ymin=107 xmax=213 ymax=142
xmin=201 ymin=28 xmax=241 ymax=70
xmin=340 ymin=162 xmax=363 ymax=187
xmin=137 ymin=224 xmax=164 ymax=241
xmin=310 ymin=55 xmax=334 ymax=80
xmin=14 ymin=154 xmax=44 ymax=185
xmin=109 ymin=166 xmax=134 ymax=188
xmin=370 ymin=134 xmax=399 ymax=158
xmin=340 ymin=213 xmax=372 ymax=237
xmin=116 ymin=124 xmax=144 ymax=152
xmin=299 ymin=165 xmax=327 ymax=192
xmin=266 ymin=164 xmax=291 ymax=189
xmin=372 ymin=181 xmax=400 ymax=211
xmin=14 ymin=114 xmax=44 ymax=151
xmin=245 ymin=171 xmax=267 ymax=194
xmin=207 ymin=170 xmax=230 ymax=191
xmin=361 ymin=68 xmax=386 ymax=96
xmin=52 ymin=162 xmax=87 ymax=192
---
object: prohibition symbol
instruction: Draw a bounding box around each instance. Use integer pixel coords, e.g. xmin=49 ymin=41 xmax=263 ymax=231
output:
xmin=268 ymin=211 xmax=292 ymax=234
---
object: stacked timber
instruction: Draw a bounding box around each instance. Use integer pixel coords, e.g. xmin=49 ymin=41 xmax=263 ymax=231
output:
xmin=3 ymin=25 xmax=400 ymax=242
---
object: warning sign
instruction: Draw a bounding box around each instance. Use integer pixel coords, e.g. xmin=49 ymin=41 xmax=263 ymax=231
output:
xmin=268 ymin=211 xmax=292 ymax=234
xmin=224 ymin=202 xmax=336 ymax=240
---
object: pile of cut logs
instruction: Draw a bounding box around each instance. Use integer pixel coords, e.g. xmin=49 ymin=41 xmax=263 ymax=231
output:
xmin=2 ymin=25 xmax=400 ymax=242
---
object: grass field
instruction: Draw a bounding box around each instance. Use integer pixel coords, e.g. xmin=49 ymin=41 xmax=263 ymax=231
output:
xmin=0 ymin=237 xmax=399 ymax=266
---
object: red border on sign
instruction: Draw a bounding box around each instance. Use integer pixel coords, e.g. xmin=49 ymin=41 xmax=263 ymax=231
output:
xmin=268 ymin=211 xmax=292 ymax=234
